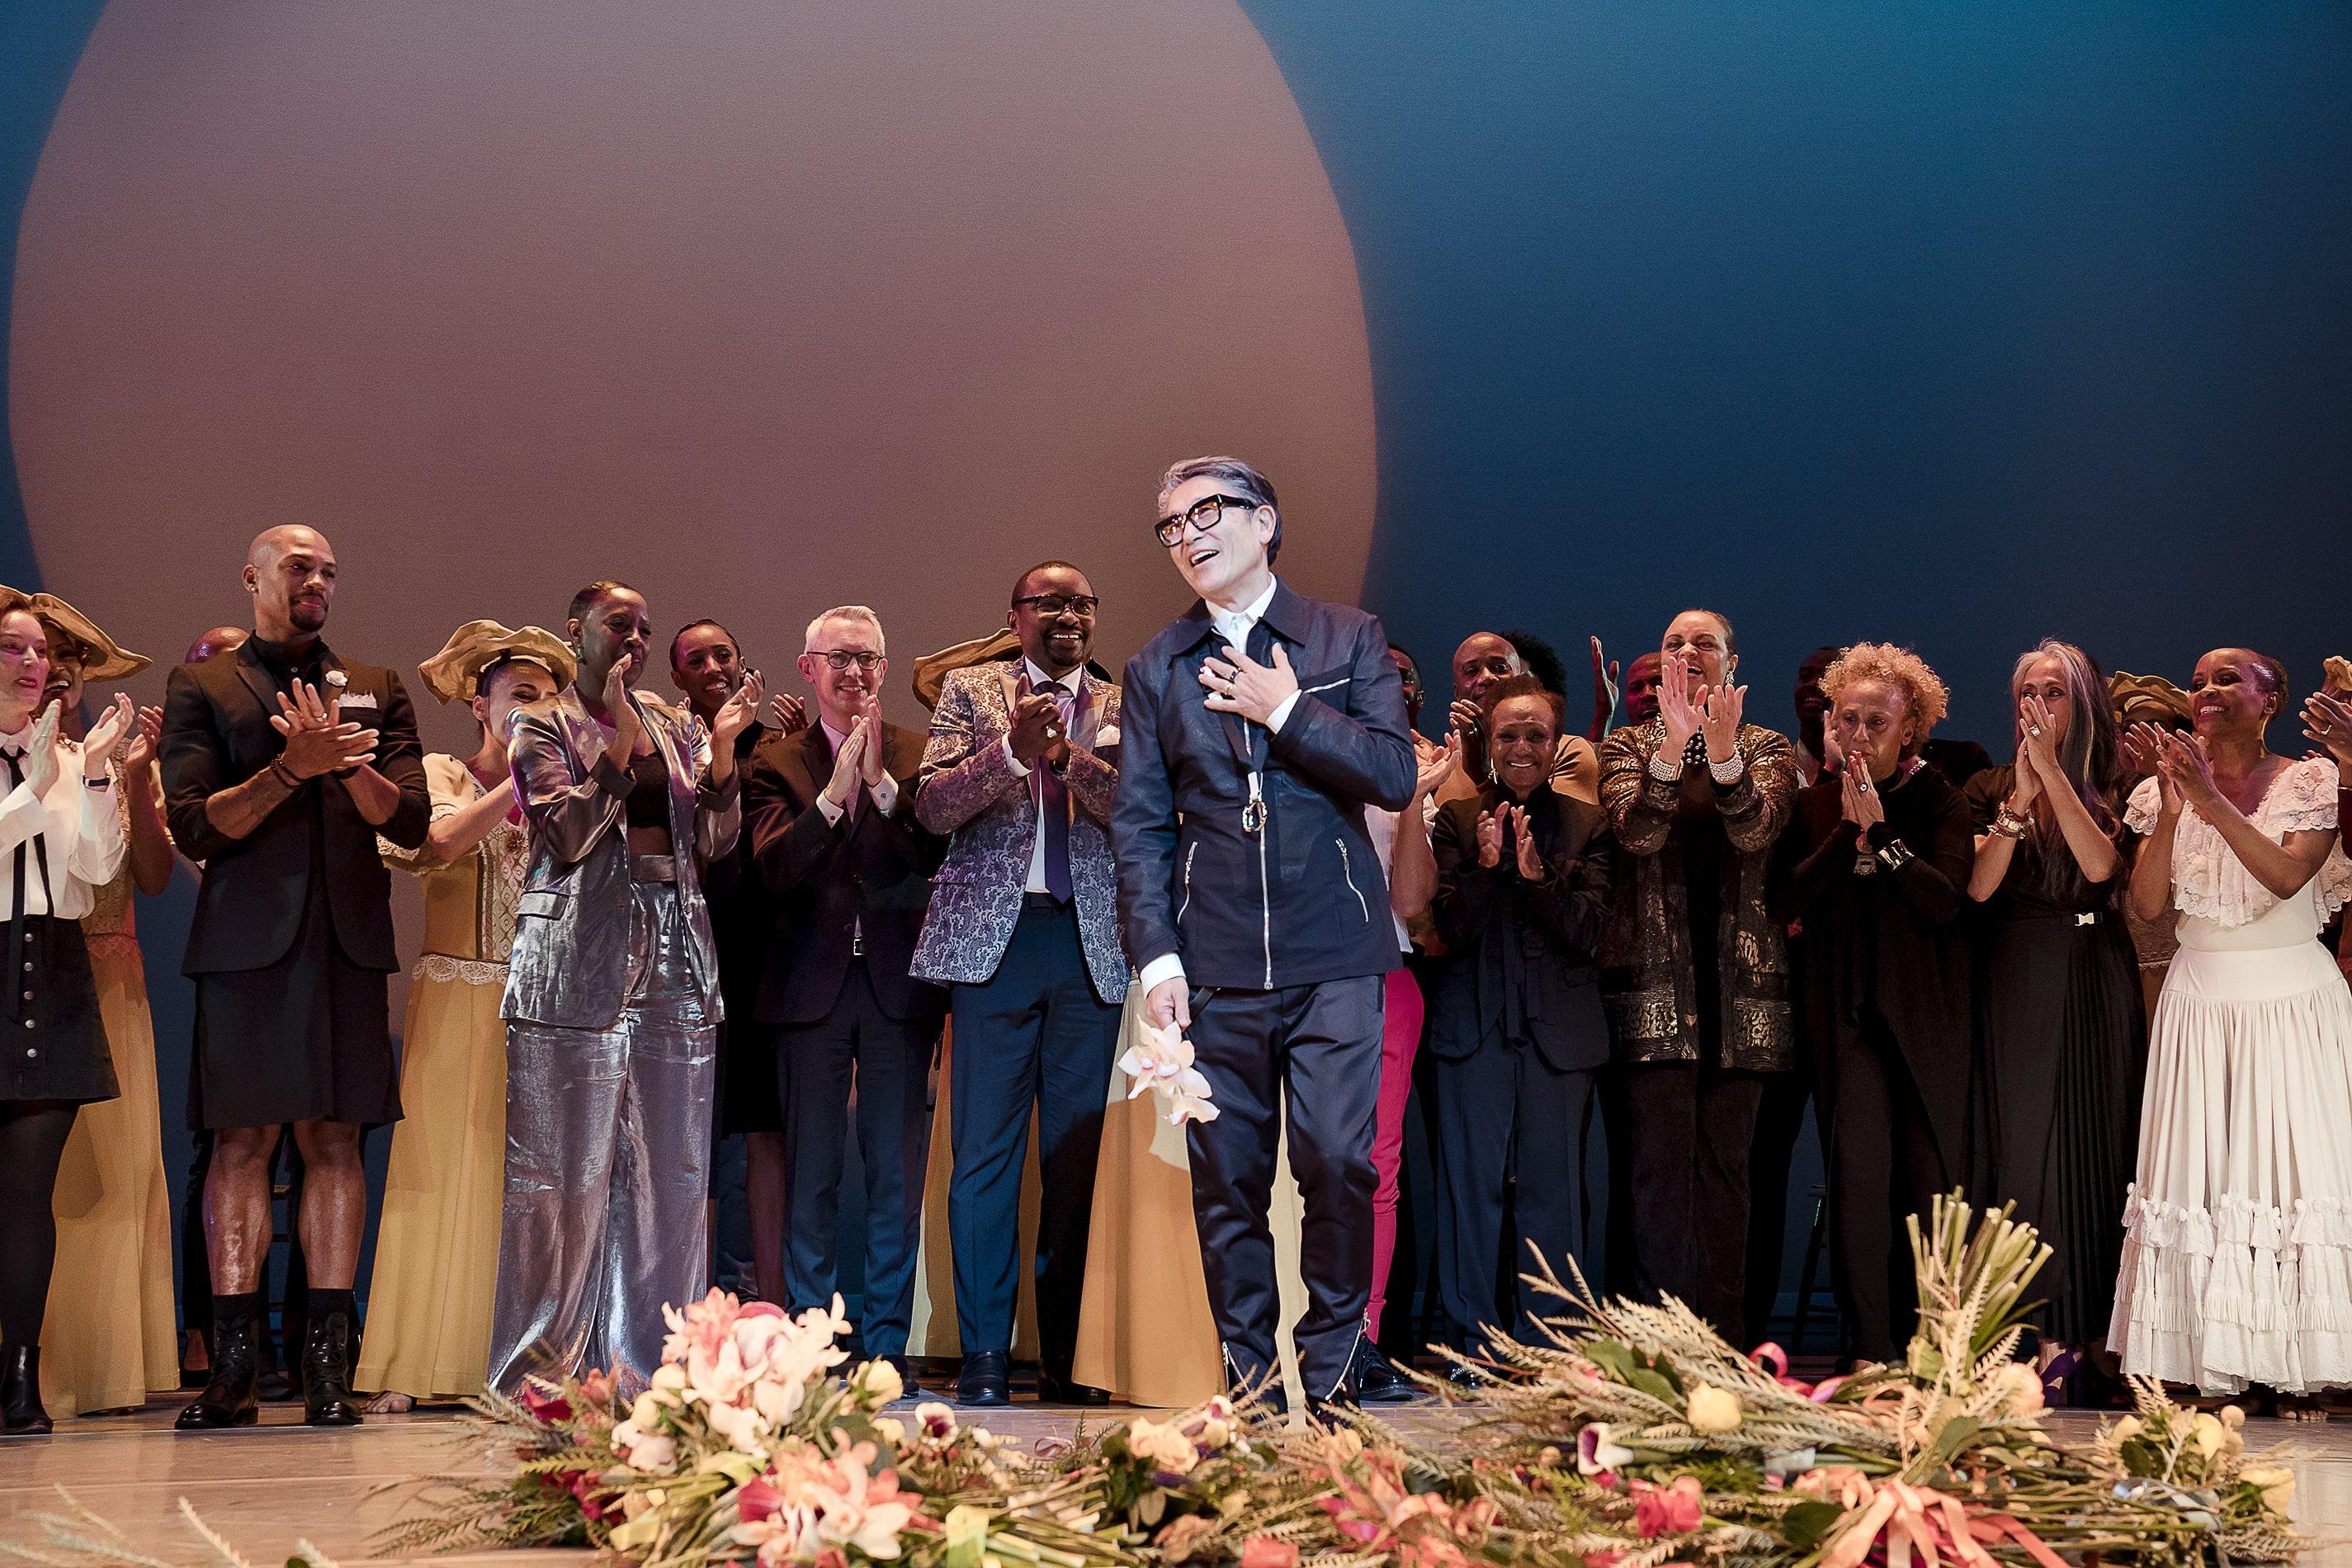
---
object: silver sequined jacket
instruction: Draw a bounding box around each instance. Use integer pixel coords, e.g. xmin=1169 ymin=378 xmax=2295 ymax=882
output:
xmin=1597 ymin=718 xmax=1799 ymax=1071
xmin=909 ymin=663 xmax=1126 ymax=1002
xmin=502 ymin=687 xmax=740 ymax=1030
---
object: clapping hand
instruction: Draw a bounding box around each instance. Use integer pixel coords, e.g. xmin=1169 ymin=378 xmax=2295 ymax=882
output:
xmin=1591 ymin=635 xmax=1620 ymax=725
xmin=767 ymin=691 xmax=808 ymax=736
xmin=1415 ymin=730 xmax=1462 ymax=799
xmin=1201 ymin=642 xmax=1300 ymax=728
xmin=823 ymin=713 xmax=870 ymax=809
xmin=271 ymin=681 xmax=375 ymax=778
xmin=1475 ymin=808 xmax=1504 ymax=869
xmin=711 ymin=669 xmax=764 ymax=750
xmin=2156 ymin=729 xmax=2221 ymax=818
xmin=80 ymin=693 xmax=135 ymax=777
xmin=118 ymin=704 xmax=163 ymax=772
xmin=1699 ymin=682 xmax=1746 ymax=763
xmin=2124 ymin=722 xmax=2184 ymax=817
xmin=2303 ymin=690 xmax=2352 ymax=771
xmin=22 ymin=701 xmax=60 ymax=796
xmin=600 ymin=660 xmax=645 ymax=758
xmin=1507 ymin=801 xmax=1547 ymax=881
xmin=1657 ymin=653 xmax=1703 ymax=754
xmin=856 ymin=697 xmax=887 ymax=787
xmin=1008 ymin=692 xmax=1064 ymax=763
xmin=1840 ymin=760 xmax=1884 ymax=831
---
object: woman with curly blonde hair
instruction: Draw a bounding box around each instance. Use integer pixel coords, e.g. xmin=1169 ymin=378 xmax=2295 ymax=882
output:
xmin=1772 ymin=642 xmax=1973 ymax=1367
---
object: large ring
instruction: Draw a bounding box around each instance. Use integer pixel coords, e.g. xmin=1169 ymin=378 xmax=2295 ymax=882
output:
xmin=2028 ymin=725 xmax=2043 ymax=737
xmin=1045 ymin=724 xmax=1059 ymax=737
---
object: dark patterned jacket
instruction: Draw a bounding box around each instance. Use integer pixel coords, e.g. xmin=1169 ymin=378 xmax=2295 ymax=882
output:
xmin=909 ymin=662 xmax=1126 ymax=1002
xmin=1597 ymin=718 xmax=1798 ymax=1070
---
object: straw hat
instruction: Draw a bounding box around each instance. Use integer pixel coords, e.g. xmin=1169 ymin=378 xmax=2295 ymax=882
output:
xmin=3 ymin=590 xmax=153 ymax=679
xmin=418 ymin=619 xmax=577 ymax=704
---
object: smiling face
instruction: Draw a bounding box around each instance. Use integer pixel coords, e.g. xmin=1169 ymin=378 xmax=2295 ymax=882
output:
xmin=1831 ymin=677 xmax=1917 ymax=783
xmin=798 ymin=613 xmax=887 ymax=732
xmin=1622 ymin=651 xmax=1664 ymax=725
xmin=669 ymin=622 xmax=744 ymax=720
xmin=244 ymin=524 xmax=338 ymax=642
xmin=1489 ymin=692 xmax=1558 ymax=797
xmin=2014 ymin=653 xmax=2073 ymax=749
xmin=1661 ymin=610 xmax=1735 ymax=697
xmin=0 ymin=611 xmax=52 ymax=730
xmin=1160 ymin=474 xmax=1275 ymax=607
xmin=2188 ymin=648 xmax=2280 ymax=741
xmin=1008 ymin=564 xmax=1095 ymax=678
xmin=1452 ymin=633 xmax=1521 ymax=707
xmin=569 ymin=587 xmax=651 ymax=694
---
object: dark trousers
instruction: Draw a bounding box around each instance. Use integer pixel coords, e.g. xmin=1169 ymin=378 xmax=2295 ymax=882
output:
xmin=1185 ymin=975 xmax=1382 ymax=1406
xmin=1744 ymin=1067 xmax=1814 ymax=1345
xmin=1431 ymin=1042 xmax=1594 ymax=1352
xmin=772 ymin=962 xmax=938 ymax=1358
xmin=1825 ymin=1021 xmax=1946 ymax=1364
xmin=1622 ymin=1059 xmax=1765 ymax=1339
xmin=947 ymin=900 xmax=1120 ymax=1371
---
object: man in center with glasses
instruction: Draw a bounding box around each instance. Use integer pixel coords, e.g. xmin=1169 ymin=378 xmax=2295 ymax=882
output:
xmin=1112 ymin=456 xmax=1417 ymax=1416
xmin=743 ymin=606 xmax=946 ymax=1391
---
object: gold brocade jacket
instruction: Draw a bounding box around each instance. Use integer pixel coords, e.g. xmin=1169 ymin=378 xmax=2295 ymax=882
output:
xmin=1597 ymin=719 xmax=1800 ymax=1070
xmin=379 ymin=754 xmax=529 ymax=985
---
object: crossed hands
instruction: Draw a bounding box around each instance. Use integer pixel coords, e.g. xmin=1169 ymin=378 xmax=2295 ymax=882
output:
xmin=821 ymin=696 xmax=889 ymax=809
xmin=271 ymin=680 xmax=376 ymax=780
xmin=1200 ymin=642 xmax=1299 ymax=728
xmin=1008 ymin=692 xmax=1070 ymax=767
xmin=1476 ymin=801 xmax=1548 ymax=881
xmin=1657 ymin=653 xmax=1746 ymax=763
xmin=1839 ymin=760 xmax=1885 ymax=832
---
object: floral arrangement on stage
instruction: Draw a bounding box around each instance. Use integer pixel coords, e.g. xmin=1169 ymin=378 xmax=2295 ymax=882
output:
xmin=351 ymin=1193 xmax=2304 ymax=1568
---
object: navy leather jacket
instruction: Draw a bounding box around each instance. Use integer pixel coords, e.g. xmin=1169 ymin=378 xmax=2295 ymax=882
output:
xmin=1112 ymin=582 xmax=1416 ymax=991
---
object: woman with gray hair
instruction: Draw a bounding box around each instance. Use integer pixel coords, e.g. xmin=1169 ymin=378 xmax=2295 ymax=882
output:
xmin=1966 ymin=639 xmax=2144 ymax=1404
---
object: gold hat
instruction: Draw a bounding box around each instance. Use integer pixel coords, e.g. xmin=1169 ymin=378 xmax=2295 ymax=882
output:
xmin=1 ymin=590 xmax=153 ymax=680
xmin=2109 ymin=669 xmax=2190 ymax=725
xmin=418 ymin=620 xmax=576 ymax=704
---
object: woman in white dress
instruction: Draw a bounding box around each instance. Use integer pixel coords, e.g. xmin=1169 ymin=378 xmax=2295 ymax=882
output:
xmin=2109 ymin=647 xmax=2352 ymax=1404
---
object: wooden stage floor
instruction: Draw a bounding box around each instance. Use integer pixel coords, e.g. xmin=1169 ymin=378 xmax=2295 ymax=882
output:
xmin=8 ymin=1399 xmax=2352 ymax=1563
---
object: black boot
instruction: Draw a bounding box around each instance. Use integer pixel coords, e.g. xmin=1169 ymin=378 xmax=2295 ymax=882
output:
xmin=2 ymin=1344 xmax=51 ymax=1434
xmin=176 ymin=1317 xmax=261 ymax=1429
xmin=301 ymin=1309 xmax=363 ymax=1426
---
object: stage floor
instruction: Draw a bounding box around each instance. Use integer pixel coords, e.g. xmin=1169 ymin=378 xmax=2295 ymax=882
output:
xmin=7 ymin=1400 xmax=2352 ymax=1563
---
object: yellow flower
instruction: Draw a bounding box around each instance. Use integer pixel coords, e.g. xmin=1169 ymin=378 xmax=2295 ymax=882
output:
xmin=1686 ymin=1385 xmax=1742 ymax=1434
xmin=2110 ymin=1415 xmax=2142 ymax=1443
xmin=854 ymin=1358 xmax=904 ymax=1405
xmin=2192 ymin=1413 xmax=2225 ymax=1457
xmin=2243 ymin=1465 xmax=2295 ymax=1514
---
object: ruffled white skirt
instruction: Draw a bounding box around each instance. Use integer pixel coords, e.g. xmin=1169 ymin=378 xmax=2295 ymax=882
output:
xmin=2109 ymin=896 xmax=2352 ymax=1392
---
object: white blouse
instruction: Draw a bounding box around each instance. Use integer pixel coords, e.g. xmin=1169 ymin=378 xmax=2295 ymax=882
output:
xmin=0 ymin=725 xmax=129 ymax=921
xmin=2126 ymin=755 xmax=2351 ymax=928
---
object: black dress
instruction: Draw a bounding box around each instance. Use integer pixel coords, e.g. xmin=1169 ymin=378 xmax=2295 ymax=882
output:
xmin=1964 ymin=765 xmax=2147 ymax=1347
xmin=1773 ymin=764 xmax=1974 ymax=1364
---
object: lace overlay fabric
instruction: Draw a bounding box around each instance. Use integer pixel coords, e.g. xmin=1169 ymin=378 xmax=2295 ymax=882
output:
xmin=414 ymin=952 xmax=508 ymax=986
xmin=2127 ymin=757 xmax=2351 ymax=929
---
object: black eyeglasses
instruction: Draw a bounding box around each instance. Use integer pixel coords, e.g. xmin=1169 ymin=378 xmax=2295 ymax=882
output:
xmin=1154 ymin=493 xmax=1263 ymax=548
xmin=811 ymin=649 xmax=884 ymax=673
xmin=1012 ymin=594 xmax=1098 ymax=619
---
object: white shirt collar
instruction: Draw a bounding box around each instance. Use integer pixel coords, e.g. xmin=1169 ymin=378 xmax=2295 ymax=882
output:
xmin=1022 ymin=658 xmax=1082 ymax=695
xmin=1209 ymin=576 xmax=1280 ymax=634
xmin=0 ymin=720 xmax=35 ymax=758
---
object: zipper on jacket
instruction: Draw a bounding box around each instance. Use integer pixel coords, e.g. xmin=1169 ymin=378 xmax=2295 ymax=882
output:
xmin=1337 ymin=838 xmax=1368 ymax=923
xmin=1177 ymin=842 xmax=1198 ymax=923
xmin=1253 ymin=772 xmax=1272 ymax=987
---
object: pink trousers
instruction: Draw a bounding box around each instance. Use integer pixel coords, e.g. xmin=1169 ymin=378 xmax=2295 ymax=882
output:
xmin=1367 ymin=966 xmax=1423 ymax=1339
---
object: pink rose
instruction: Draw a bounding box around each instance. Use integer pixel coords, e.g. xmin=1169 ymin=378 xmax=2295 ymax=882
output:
xmin=1632 ymin=1476 xmax=1704 ymax=1537
xmin=1240 ymin=1537 xmax=1299 ymax=1568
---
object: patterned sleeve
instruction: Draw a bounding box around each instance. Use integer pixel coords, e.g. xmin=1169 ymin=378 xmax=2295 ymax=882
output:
xmin=2123 ymin=775 xmax=2162 ymax=837
xmin=2269 ymin=756 xmax=2343 ymax=835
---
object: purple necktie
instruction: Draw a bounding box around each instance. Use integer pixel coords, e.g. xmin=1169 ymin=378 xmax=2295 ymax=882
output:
xmin=1028 ymin=677 xmax=1074 ymax=902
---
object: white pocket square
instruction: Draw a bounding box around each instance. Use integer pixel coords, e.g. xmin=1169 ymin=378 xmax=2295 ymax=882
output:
xmin=1093 ymin=725 xmax=1119 ymax=747
xmin=336 ymin=692 xmax=380 ymax=711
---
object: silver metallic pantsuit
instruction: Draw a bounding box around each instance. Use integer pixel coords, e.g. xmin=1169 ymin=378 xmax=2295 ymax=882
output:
xmin=487 ymin=873 xmax=716 ymax=1392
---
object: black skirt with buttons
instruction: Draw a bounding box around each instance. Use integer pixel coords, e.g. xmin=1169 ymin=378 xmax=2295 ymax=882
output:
xmin=0 ymin=914 xmax=117 ymax=1105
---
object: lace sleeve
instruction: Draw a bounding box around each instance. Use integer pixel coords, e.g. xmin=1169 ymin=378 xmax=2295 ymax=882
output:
xmin=2124 ymin=775 xmax=2162 ymax=836
xmin=2265 ymin=757 xmax=2343 ymax=836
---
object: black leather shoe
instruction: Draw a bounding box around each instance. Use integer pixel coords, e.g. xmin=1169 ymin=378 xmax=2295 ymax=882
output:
xmin=301 ymin=1310 xmax=363 ymax=1426
xmin=1306 ymin=1380 xmax=1360 ymax=1426
xmin=1349 ymin=1339 xmax=1423 ymax=1405
xmin=1445 ymin=1361 xmax=1486 ymax=1392
xmin=1035 ymin=1367 xmax=1110 ymax=1405
xmin=884 ymin=1353 xmax=924 ymax=1402
xmin=956 ymin=1350 xmax=1010 ymax=1406
xmin=1 ymin=1344 xmax=51 ymax=1434
xmin=176 ymin=1319 xmax=261 ymax=1430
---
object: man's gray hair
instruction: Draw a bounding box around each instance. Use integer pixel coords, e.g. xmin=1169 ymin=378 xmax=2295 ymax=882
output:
xmin=805 ymin=604 xmax=886 ymax=654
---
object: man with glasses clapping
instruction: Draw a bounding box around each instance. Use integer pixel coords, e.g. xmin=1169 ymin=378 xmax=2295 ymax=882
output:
xmin=742 ymin=606 xmax=947 ymax=1394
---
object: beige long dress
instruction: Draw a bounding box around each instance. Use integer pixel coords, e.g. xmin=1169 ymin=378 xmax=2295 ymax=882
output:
xmin=40 ymin=783 xmax=177 ymax=1417
xmin=356 ymin=756 xmax=525 ymax=1400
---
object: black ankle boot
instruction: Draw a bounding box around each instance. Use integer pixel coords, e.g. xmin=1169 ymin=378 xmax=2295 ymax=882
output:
xmin=301 ymin=1310 xmax=362 ymax=1427
xmin=175 ymin=1318 xmax=261 ymax=1430
xmin=2 ymin=1344 xmax=51 ymax=1434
